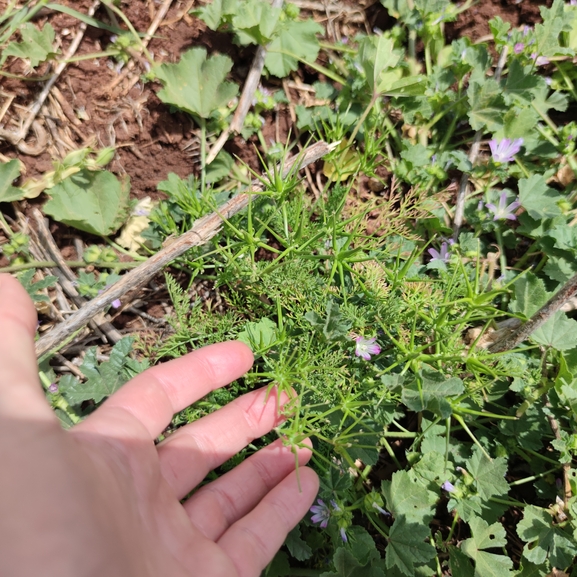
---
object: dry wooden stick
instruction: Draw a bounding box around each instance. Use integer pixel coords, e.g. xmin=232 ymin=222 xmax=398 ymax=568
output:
xmin=206 ymin=0 xmax=284 ymax=165
xmin=107 ymin=0 xmax=174 ymax=95
xmin=32 ymin=209 xmax=123 ymax=345
xmin=35 ymin=140 xmax=334 ymax=358
xmin=489 ymin=271 xmax=577 ymax=353
xmin=453 ymin=47 xmax=509 ymax=239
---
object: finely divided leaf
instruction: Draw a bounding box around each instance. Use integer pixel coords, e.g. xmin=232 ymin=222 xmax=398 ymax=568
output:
xmin=517 ymin=505 xmax=577 ymax=568
xmin=155 ymin=48 xmax=239 ymax=119
xmin=43 ymin=169 xmax=130 ymax=236
xmin=4 ymin=22 xmax=56 ymax=67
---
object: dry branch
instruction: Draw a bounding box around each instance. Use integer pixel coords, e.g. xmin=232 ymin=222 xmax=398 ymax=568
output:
xmin=206 ymin=0 xmax=285 ymax=164
xmin=35 ymin=140 xmax=335 ymax=358
xmin=453 ymin=47 xmax=509 ymax=239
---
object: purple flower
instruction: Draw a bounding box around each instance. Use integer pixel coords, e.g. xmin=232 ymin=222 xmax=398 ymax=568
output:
xmin=310 ymin=499 xmax=331 ymax=529
xmin=441 ymin=481 xmax=455 ymax=492
xmin=530 ymin=53 xmax=550 ymax=66
xmin=489 ymin=137 xmax=523 ymax=163
xmin=428 ymin=242 xmax=451 ymax=264
xmin=48 ymin=383 xmax=59 ymax=394
xmin=514 ymin=43 xmax=524 ymax=54
xmin=340 ymin=528 xmax=348 ymax=542
xmin=354 ymin=336 xmax=381 ymax=361
xmin=111 ymin=298 xmax=122 ymax=309
xmin=486 ymin=192 xmax=521 ymax=221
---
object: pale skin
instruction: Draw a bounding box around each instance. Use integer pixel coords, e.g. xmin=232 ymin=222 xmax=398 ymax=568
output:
xmin=0 ymin=273 xmax=319 ymax=577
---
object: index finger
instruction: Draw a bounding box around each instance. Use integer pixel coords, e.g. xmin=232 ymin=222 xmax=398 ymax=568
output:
xmin=75 ymin=341 xmax=254 ymax=440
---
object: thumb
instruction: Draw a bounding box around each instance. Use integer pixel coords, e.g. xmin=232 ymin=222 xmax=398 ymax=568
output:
xmin=0 ymin=274 xmax=53 ymax=420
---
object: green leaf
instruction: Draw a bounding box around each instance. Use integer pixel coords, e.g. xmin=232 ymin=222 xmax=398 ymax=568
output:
xmin=518 ymin=174 xmax=563 ymax=220
xmin=237 ymin=318 xmax=278 ymax=351
xmin=517 ymin=505 xmax=577 ymax=568
xmin=4 ymin=22 xmax=55 ymax=67
xmin=60 ymin=337 xmax=142 ymax=405
xmin=467 ymin=448 xmax=509 ymax=500
xmin=321 ymin=547 xmax=385 ymax=577
xmin=503 ymin=61 xmax=543 ymax=105
xmin=17 ymin=269 xmax=57 ymax=303
xmin=358 ymin=35 xmax=402 ymax=94
xmin=285 ymin=526 xmax=312 ymax=562
xmin=155 ymin=48 xmax=239 ymax=119
xmin=265 ymin=19 xmax=323 ymax=78
xmin=509 ymin=272 xmax=551 ymax=317
xmin=534 ymin=0 xmax=574 ymax=56
xmin=382 ymin=470 xmax=438 ymax=524
xmin=401 ymin=369 xmax=464 ymax=418
xmin=449 ymin=546 xmax=475 ymax=577
xmin=305 ymin=299 xmax=350 ymax=341
xmin=502 ymin=105 xmax=539 ymax=140
xmin=232 ymin=0 xmax=282 ymax=45
xmin=194 ymin=0 xmax=237 ymax=29
xmin=531 ymin=310 xmax=577 ymax=351
xmin=206 ymin=149 xmax=234 ymax=183
xmin=43 ymin=169 xmax=130 ymax=236
xmin=0 ymin=160 xmax=24 ymax=203
xmin=467 ymin=79 xmax=506 ymax=132
xmin=461 ymin=517 xmax=513 ymax=577
xmin=385 ymin=517 xmax=436 ymax=575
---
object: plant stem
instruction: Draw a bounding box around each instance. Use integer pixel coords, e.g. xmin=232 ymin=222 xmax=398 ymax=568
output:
xmin=0 ymin=260 xmax=140 ymax=273
xmin=453 ymin=414 xmax=492 ymax=461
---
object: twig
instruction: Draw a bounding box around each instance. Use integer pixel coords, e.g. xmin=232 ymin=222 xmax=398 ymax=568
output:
xmin=453 ymin=47 xmax=509 ymax=239
xmin=545 ymin=398 xmax=572 ymax=506
xmin=107 ymin=0 xmax=174 ymax=95
xmin=489 ymin=271 xmax=577 ymax=353
xmin=33 ymin=209 xmax=123 ymax=346
xmin=35 ymin=141 xmax=335 ymax=358
xmin=206 ymin=0 xmax=284 ymax=164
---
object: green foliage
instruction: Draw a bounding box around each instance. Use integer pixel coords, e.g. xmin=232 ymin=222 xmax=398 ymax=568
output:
xmin=43 ymin=169 xmax=130 ymax=236
xmin=59 ymin=337 xmax=149 ymax=406
xmin=154 ymin=48 xmax=238 ymax=120
xmin=0 ymin=160 xmax=24 ymax=203
xmin=3 ymin=22 xmax=56 ymax=67
xmin=17 ymin=269 xmax=57 ymax=303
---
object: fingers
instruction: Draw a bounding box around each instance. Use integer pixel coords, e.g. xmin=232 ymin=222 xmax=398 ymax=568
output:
xmin=158 ymin=386 xmax=289 ymax=499
xmin=184 ymin=438 xmax=314 ymax=541
xmin=218 ymin=466 xmax=319 ymax=577
xmin=0 ymin=274 xmax=52 ymax=420
xmin=76 ymin=341 xmax=253 ymax=440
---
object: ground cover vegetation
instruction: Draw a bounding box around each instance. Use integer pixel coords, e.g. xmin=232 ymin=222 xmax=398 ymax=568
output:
xmin=1 ymin=0 xmax=577 ymax=574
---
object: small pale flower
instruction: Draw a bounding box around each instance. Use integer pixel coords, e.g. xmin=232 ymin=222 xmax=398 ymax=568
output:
xmin=111 ymin=299 xmax=122 ymax=309
xmin=355 ymin=336 xmax=381 ymax=361
xmin=372 ymin=502 xmax=390 ymax=516
xmin=310 ymin=499 xmax=331 ymax=529
xmin=340 ymin=528 xmax=348 ymax=542
xmin=441 ymin=481 xmax=455 ymax=492
xmin=48 ymin=383 xmax=59 ymax=394
xmin=530 ymin=52 xmax=550 ymax=66
xmin=486 ymin=192 xmax=521 ymax=221
xmin=489 ymin=137 xmax=523 ymax=163
xmin=514 ymin=42 xmax=524 ymax=54
xmin=428 ymin=242 xmax=451 ymax=264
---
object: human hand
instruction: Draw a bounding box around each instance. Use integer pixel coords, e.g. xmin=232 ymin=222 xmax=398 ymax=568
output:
xmin=0 ymin=273 xmax=318 ymax=577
